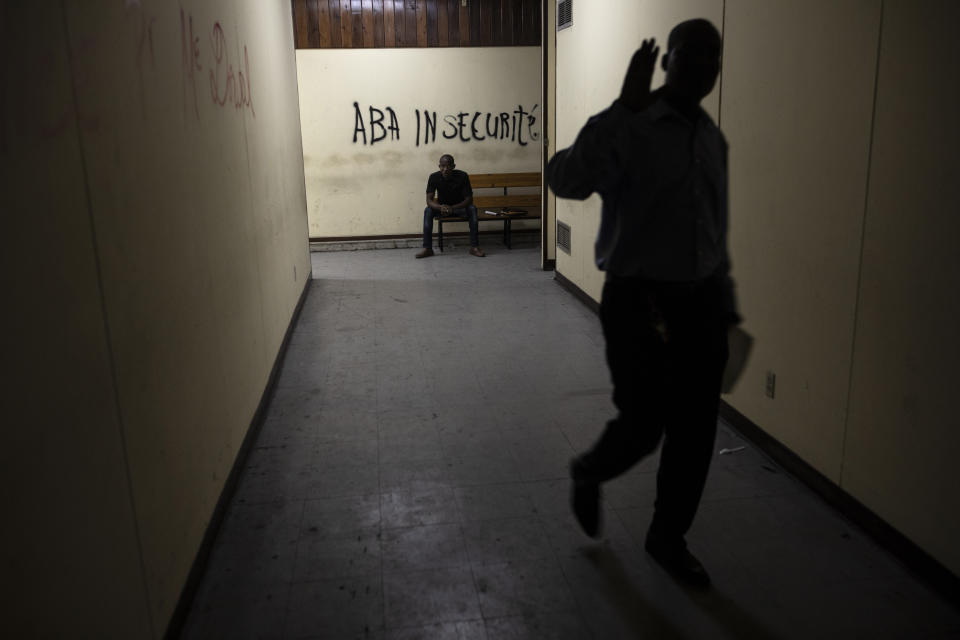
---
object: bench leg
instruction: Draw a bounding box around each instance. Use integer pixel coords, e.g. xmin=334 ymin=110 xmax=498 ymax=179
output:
xmin=504 ymin=219 xmax=512 ymax=249
xmin=438 ymin=220 xmax=444 ymax=252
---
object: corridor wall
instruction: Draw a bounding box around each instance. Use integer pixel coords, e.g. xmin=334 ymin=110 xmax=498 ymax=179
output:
xmin=1 ymin=1 xmax=310 ymax=637
xmin=551 ymin=0 xmax=960 ymax=578
xmin=297 ymin=47 xmax=541 ymax=240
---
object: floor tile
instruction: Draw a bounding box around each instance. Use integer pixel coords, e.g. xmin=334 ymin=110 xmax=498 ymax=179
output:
xmin=462 ymin=516 xmax=552 ymax=566
xmin=454 ymin=484 xmax=537 ymax=522
xmin=178 ymin=247 xmax=960 ymax=640
xmin=191 ymin=500 xmax=303 ymax=604
xmin=300 ymin=494 xmax=381 ymax=538
xmin=472 ymin=557 xmax=577 ymax=618
xmin=285 ymin=575 xmax=383 ymax=639
xmin=378 ymin=459 xmax=453 ymax=494
xmin=382 ymin=567 xmax=482 ymax=629
xmin=377 ymin=432 xmax=444 ymax=465
xmin=380 ymin=487 xmax=461 ymax=529
xmin=380 ymin=523 xmax=470 ymax=573
xmin=384 ymin=620 xmax=486 ymax=640
xmin=181 ymin=588 xmax=289 ymax=640
xmin=312 ymin=438 xmax=379 ymax=470
xmin=482 ymin=611 xmax=592 ymax=640
xmin=447 ymin=451 xmax=522 ymax=487
xmin=293 ymin=527 xmax=382 ymax=582
xmin=302 ymin=463 xmax=380 ymax=500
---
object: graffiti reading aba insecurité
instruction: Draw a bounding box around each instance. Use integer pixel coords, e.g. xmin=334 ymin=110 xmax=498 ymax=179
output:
xmin=352 ymin=103 xmax=539 ymax=147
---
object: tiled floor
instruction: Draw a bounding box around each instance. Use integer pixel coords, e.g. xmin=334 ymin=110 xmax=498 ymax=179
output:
xmin=181 ymin=245 xmax=960 ymax=639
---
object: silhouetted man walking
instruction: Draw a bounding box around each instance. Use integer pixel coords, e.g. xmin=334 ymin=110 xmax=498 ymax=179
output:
xmin=546 ymin=19 xmax=739 ymax=588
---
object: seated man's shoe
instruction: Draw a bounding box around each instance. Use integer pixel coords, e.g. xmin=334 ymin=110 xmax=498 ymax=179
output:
xmin=570 ymin=459 xmax=602 ymax=538
xmin=645 ymin=536 xmax=711 ymax=589
xmin=415 ymin=248 xmax=435 ymax=259
xmin=469 ymin=246 xmax=486 ymax=257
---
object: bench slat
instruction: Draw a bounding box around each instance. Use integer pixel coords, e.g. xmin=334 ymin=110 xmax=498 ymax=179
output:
xmin=470 ymin=172 xmax=541 ymax=188
xmin=472 ymin=194 xmax=542 ymax=209
xmin=440 ymin=211 xmax=539 ymax=221
xmin=436 ymin=209 xmax=540 ymax=222
xmin=436 ymin=171 xmax=541 ymax=252
xmin=477 ymin=211 xmax=538 ymax=220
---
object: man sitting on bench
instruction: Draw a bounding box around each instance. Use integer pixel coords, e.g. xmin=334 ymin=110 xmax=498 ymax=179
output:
xmin=417 ymin=154 xmax=486 ymax=258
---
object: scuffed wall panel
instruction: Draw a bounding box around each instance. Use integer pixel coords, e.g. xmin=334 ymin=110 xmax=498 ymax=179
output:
xmin=55 ymin=0 xmax=309 ymax=632
xmin=843 ymin=0 xmax=960 ymax=577
xmin=1 ymin=2 xmax=153 ymax=637
xmin=721 ymin=0 xmax=880 ymax=481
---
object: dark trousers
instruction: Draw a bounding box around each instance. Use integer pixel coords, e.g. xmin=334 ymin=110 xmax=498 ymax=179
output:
xmin=577 ymin=272 xmax=729 ymax=548
xmin=422 ymin=205 xmax=479 ymax=248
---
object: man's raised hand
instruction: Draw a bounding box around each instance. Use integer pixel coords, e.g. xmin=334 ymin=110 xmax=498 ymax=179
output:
xmin=618 ymin=38 xmax=660 ymax=112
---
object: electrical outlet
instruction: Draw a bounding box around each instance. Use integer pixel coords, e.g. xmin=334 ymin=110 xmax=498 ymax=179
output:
xmin=765 ymin=371 xmax=776 ymax=399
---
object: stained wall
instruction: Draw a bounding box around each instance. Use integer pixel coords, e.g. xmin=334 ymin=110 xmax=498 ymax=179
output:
xmin=297 ymin=46 xmax=541 ymax=240
xmin=1 ymin=1 xmax=310 ymax=636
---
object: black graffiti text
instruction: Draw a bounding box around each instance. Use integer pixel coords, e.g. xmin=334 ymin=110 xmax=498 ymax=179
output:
xmin=415 ymin=104 xmax=538 ymax=147
xmin=353 ymin=102 xmax=400 ymax=145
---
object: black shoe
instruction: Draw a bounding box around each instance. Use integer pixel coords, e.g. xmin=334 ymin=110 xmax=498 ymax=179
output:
xmin=645 ymin=536 xmax=711 ymax=589
xmin=570 ymin=460 xmax=602 ymax=538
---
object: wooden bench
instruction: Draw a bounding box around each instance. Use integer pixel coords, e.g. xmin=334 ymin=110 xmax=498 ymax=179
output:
xmin=435 ymin=172 xmax=541 ymax=252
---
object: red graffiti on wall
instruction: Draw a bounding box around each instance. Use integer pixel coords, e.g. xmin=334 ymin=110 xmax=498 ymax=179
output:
xmin=180 ymin=9 xmax=254 ymax=121
xmin=208 ymin=22 xmax=255 ymax=117
xmin=180 ymin=6 xmax=202 ymax=120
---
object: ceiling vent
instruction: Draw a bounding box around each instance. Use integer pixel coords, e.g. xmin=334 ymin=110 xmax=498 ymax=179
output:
xmin=557 ymin=0 xmax=572 ymax=31
xmin=557 ymin=220 xmax=572 ymax=254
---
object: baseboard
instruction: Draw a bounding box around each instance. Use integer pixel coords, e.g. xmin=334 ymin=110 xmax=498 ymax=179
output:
xmin=163 ymin=274 xmax=313 ymax=639
xmin=309 ymin=229 xmax=541 ymax=244
xmin=553 ymin=269 xmax=599 ymax=313
xmin=310 ymin=236 xmax=424 ymax=252
xmin=310 ymin=233 xmax=422 ymax=242
xmin=552 ymin=268 xmax=959 ymax=607
xmin=719 ymin=401 xmax=960 ymax=607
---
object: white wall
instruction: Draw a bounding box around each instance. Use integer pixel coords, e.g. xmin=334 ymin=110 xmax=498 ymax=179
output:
xmin=544 ymin=0 xmax=557 ymax=263
xmin=1 ymin=1 xmax=310 ymax=636
xmin=842 ymin=0 xmax=960 ymax=577
xmin=550 ymin=0 xmax=960 ymax=578
xmin=721 ymin=0 xmax=880 ymax=483
xmin=2 ymin=4 xmax=154 ymax=635
xmin=297 ymin=47 xmax=541 ymax=239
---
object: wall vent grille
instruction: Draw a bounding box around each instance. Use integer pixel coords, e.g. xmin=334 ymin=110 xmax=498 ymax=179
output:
xmin=557 ymin=0 xmax=572 ymax=31
xmin=557 ymin=220 xmax=572 ymax=254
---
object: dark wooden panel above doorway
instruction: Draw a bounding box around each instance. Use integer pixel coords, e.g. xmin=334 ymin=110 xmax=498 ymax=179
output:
xmin=292 ymin=0 xmax=541 ymax=49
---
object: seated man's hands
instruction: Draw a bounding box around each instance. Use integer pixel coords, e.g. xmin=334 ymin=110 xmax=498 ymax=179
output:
xmin=440 ymin=204 xmax=452 ymax=215
xmin=618 ymin=38 xmax=660 ymax=112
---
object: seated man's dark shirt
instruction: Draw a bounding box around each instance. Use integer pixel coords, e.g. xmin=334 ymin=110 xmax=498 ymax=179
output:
xmin=426 ymin=169 xmax=473 ymax=207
